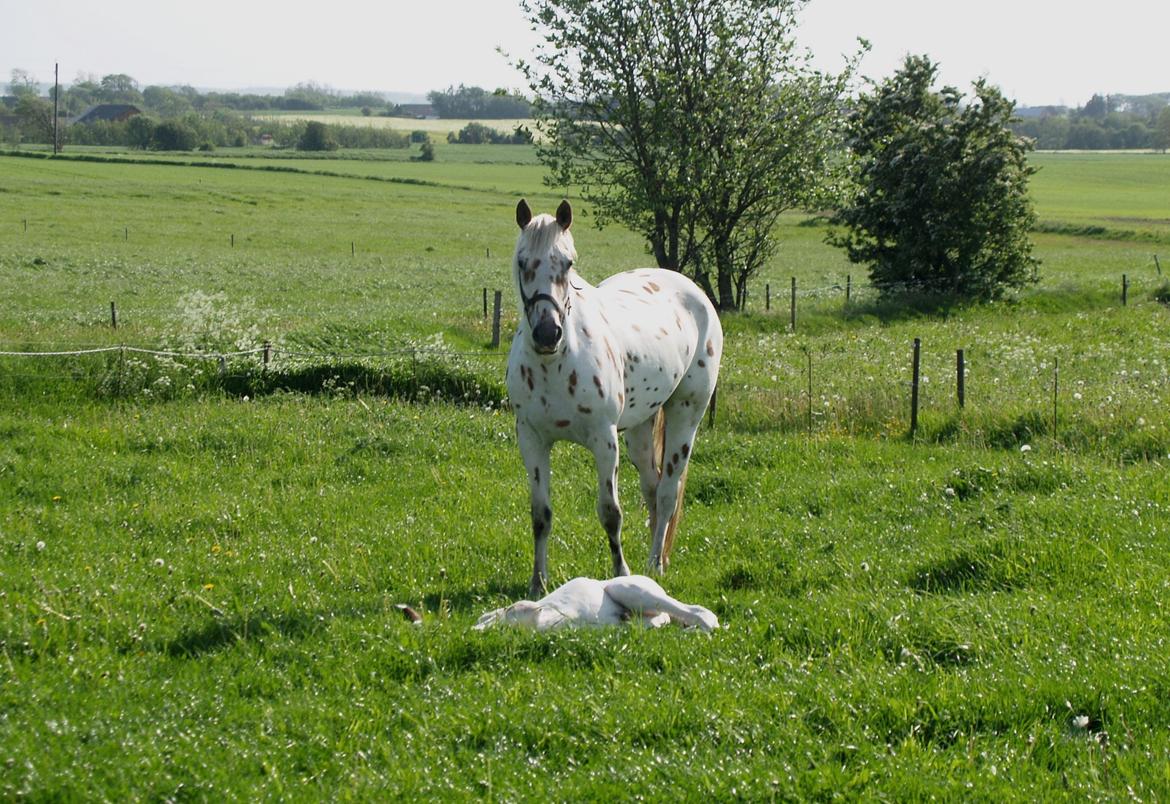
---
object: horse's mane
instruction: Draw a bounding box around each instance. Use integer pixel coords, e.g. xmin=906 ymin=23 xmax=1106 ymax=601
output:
xmin=518 ymin=214 xmax=577 ymax=262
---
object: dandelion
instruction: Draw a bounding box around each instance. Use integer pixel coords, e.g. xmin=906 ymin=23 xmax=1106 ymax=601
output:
xmin=1020 ymin=444 xmax=1032 ymax=453
xmin=211 ymin=544 xmax=222 ymax=554
xmin=203 ymin=583 xmax=215 ymax=591
xmin=1072 ymin=715 xmax=1090 ymax=730
xmin=154 ymin=558 xmax=165 ymax=568
xmin=35 ymin=541 xmax=45 ymax=551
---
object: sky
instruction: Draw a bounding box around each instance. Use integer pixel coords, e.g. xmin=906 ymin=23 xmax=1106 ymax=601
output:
xmin=3 ymin=0 xmax=1168 ymax=107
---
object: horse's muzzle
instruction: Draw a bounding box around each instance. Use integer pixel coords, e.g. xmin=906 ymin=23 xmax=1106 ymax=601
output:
xmin=532 ymin=317 xmax=562 ymax=353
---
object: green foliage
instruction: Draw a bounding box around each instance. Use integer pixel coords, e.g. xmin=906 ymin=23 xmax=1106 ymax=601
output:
xmin=126 ymin=115 xmax=155 ymax=149
xmin=1012 ymin=92 xmax=1170 ymax=151
xmin=1154 ymin=107 xmax=1170 ymax=153
xmin=829 ymin=56 xmax=1039 ymax=301
xmin=298 ymin=120 xmax=338 ymax=152
xmin=13 ymin=95 xmax=54 ymax=143
xmin=446 ymin=121 xmax=533 ymax=145
xmin=151 ymin=119 xmax=198 ymax=151
xmin=518 ymin=0 xmax=856 ymax=310
xmin=427 ymin=84 xmax=531 ymax=119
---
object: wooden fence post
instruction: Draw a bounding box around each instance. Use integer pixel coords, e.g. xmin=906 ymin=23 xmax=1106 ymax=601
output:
xmin=110 ymin=301 xmax=118 ymax=330
xmin=765 ymin=283 xmax=770 ymax=311
xmin=1052 ymin=357 xmax=1059 ymax=443
xmin=1122 ymin=274 xmax=1128 ymax=306
xmin=910 ymin=338 xmax=921 ymax=436
xmin=483 ymin=287 xmax=488 ymax=319
xmin=806 ymin=349 xmax=813 ymax=436
xmin=789 ymin=277 xmax=796 ymax=332
xmin=956 ymin=348 xmax=965 ymax=409
xmin=490 ymin=290 xmax=503 ymax=349
xmin=846 ymin=274 xmax=851 ymax=306
xmin=263 ymin=341 xmax=272 ymax=371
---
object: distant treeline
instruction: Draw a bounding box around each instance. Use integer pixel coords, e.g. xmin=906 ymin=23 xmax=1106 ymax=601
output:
xmin=63 ymin=114 xmax=412 ymax=151
xmin=1012 ymin=93 xmax=1170 ymax=151
xmin=5 ymin=71 xmax=532 ymax=119
xmin=3 ymin=70 xmax=540 ymax=152
xmin=8 ymin=74 xmax=395 ymax=117
xmin=426 ymin=85 xmax=532 ymax=119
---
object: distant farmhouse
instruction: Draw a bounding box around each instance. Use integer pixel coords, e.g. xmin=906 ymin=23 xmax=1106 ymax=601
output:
xmin=74 ymin=104 xmax=142 ymax=125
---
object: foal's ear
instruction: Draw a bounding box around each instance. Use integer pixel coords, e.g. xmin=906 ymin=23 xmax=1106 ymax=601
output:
xmin=555 ymin=199 xmax=573 ymax=230
xmin=516 ymin=199 xmax=533 ymax=230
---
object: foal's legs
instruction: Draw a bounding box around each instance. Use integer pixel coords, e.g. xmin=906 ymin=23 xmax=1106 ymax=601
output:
xmin=591 ymin=424 xmax=630 ymax=579
xmin=518 ymin=425 xmax=553 ymax=598
xmin=603 ymin=575 xmax=719 ymax=632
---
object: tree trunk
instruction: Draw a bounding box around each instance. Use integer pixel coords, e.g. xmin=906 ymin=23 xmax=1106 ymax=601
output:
xmin=716 ymin=268 xmax=736 ymax=311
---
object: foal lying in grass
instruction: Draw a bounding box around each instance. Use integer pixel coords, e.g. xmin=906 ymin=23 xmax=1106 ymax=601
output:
xmin=473 ymin=575 xmax=719 ymax=632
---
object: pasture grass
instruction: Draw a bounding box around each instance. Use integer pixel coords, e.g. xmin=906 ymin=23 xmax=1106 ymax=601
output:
xmin=1028 ymin=152 xmax=1170 ymax=243
xmin=2 ymin=396 xmax=1168 ymax=799
xmin=1 ymin=147 xmax=1169 ymax=798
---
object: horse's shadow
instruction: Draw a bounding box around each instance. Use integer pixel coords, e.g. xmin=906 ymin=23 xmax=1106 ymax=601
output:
xmin=154 ymin=579 xmax=530 ymax=658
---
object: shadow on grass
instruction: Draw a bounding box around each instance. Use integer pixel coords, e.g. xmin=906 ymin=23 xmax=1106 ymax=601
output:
xmin=156 ymin=608 xmax=334 ymax=658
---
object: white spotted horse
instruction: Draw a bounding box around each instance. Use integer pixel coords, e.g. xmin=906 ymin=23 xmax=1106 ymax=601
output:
xmin=506 ymin=199 xmax=722 ymax=597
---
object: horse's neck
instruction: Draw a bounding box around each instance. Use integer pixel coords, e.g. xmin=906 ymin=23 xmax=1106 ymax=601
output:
xmin=562 ymin=272 xmax=601 ymax=348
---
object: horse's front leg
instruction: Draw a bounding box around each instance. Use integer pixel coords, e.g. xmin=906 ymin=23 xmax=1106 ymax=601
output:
xmin=592 ymin=424 xmax=630 ymax=579
xmin=518 ymin=425 xmax=553 ymax=598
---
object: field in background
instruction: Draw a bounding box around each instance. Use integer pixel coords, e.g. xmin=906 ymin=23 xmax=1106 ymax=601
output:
xmin=1 ymin=146 xmax=1168 ymax=798
xmin=253 ymin=112 xmax=536 ymax=138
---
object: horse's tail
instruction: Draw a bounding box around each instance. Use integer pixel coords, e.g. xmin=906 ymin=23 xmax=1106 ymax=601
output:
xmin=653 ymin=408 xmax=687 ymax=566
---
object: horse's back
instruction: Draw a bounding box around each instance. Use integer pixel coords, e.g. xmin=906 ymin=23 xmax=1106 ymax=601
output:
xmin=595 ymin=269 xmax=721 ymax=428
xmin=597 ymin=268 xmax=720 ymax=354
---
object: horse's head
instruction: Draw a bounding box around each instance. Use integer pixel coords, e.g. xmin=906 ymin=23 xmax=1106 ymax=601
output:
xmin=513 ymin=199 xmax=577 ymax=355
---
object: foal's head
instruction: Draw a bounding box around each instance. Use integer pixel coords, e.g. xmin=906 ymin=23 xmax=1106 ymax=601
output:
xmin=513 ymin=199 xmax=577 ymax=355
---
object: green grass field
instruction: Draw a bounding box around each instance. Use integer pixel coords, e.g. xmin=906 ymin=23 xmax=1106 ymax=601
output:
xmin=1 ymin=145 xmax=1169 ymax=798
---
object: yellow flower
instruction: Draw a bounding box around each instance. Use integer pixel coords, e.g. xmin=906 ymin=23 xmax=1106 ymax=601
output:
xmin=203 ymin=583 xmax=215 ymax=591
xmin=211 ymin=544 xmax=222 ymax=554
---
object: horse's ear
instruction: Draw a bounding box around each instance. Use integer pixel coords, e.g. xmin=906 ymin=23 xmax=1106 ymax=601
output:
xmin=516 ymin=199 xmax=533 ymax=230
xmin=556 ymin=200 xmax=572 ymax=230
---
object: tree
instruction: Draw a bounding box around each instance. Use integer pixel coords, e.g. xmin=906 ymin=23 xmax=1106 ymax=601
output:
xmin=298 ymin=120 xmax=337 ymax=151
xmin=516 ymin=0 xmax=856 ymax=310
xmin=14 ymin=95 xmax=53 ymax=143
xmin=828 ymin=56 xmax=1038 ymax=301
xmin=1153 ymin=107 xmax=1170 ymax=153
xmin=8 ymin=69 xmax=39 ymax=99
xmin=99 ymin=73 xmax=142 ymax=104
xmin=151 ymin=119 xmax=197 ymax=151
xmin=127 ymin=115 xmax=156 ymax=149
xmin=142 ymin=86 xmax=193 ymax=117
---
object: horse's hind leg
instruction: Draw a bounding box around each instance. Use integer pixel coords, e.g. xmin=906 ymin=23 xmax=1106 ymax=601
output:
xmin=591 ymin=424 xmax=630 ymax=578
xmin=622 ymin=416 xmax=660 ymax=542
xmin=647 ymin=397 xmax=708 ymax=575
xmin=518 ymin=424 xmax=553 ymax=598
